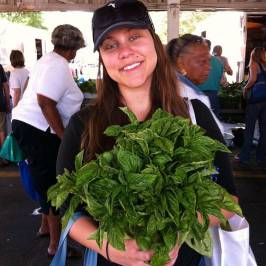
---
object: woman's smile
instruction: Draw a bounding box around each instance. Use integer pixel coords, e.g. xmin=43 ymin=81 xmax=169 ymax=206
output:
xmin=121 ymin=61 xmax=142 ymax=72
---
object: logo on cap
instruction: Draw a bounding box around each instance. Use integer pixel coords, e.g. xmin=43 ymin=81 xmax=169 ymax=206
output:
xmin=108 ymin=2 xmax=116 ymax=8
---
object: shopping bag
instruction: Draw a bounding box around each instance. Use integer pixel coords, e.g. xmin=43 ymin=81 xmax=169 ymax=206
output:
xmin=204 ymin=214 xmax=257 ymax=266
xmin=18 ymin=160 xmax=40 ymax=201
xmin=0 ymin=134 xmax=25 ymax=162
xmin=51 ymin=212 xmax=98 ymax=266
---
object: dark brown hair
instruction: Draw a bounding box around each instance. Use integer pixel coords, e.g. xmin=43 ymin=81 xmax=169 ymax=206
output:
xmin=81 ymin=30 xmax=189 ymax=161
xmin=10 ymin=50 xmax=25 ymax=67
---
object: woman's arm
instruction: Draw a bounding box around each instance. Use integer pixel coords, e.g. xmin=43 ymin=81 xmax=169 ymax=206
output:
xmin=12 ymin=88 xmax=21 ymax=107
xmin=69 ymin=216 xmax=153 ymax=266
xmin=22 ymin=77 xmax=29 ymax=93
xmin=224 ymin=58 xmax=233 ymax=76
xmin=37 ymin=94 xmax=64 ymax=139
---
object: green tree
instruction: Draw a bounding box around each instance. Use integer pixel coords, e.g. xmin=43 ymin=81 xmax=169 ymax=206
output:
xmin=151 ymin=11 xmax=212 ymax=44
xmin=0 ymin=12 xmax=47 ymax=29
xmin=179 ymin=11 xmax=212 ymax=35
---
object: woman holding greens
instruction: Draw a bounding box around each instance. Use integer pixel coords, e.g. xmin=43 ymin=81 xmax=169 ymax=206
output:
xmin=56 ymin=0 xmax=238 ymax=265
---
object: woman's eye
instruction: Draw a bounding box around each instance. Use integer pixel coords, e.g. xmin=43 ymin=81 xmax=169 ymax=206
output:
xmin=129 ymin=34 xmax=140 ymax=41
xmin=102 ymin=42 xmax=118 ymax=50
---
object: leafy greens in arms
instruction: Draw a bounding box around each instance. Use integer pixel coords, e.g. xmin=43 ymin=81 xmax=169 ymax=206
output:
xmin=48 ymin=107 xmax=242 ymax=266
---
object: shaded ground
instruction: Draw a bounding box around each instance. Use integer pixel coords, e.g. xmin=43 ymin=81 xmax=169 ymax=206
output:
xmin=0 ymin=151 xmax=265 ymax=266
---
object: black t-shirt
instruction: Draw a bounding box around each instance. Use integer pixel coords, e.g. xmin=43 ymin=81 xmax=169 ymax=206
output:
xmin=56 ymin=99 xmax=237 ymax=266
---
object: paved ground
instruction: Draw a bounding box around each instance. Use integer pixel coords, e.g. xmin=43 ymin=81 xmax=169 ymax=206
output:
xmin=0 ymin=151 xmax=265 ymax=266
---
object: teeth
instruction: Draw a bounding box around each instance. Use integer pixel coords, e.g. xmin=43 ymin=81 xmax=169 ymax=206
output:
xmin=123 ymin=62 xmax=140 ymax=70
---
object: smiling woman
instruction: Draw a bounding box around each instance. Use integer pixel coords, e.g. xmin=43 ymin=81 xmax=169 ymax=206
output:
xmin=53 ymin=1 xmax=238 ymax=266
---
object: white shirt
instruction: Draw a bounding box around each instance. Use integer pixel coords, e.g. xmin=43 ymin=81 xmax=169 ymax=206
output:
xmin=12 ymin=51 xmax=84 ymax=133
xmin=179 ymin=81 xmax=224 ymax=133
xmin=9 ymin=67 xmax=29 ymax=102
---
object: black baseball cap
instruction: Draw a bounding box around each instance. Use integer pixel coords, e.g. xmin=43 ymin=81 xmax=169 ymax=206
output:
xmin=92 ymin=0 xmax=155 ymax=51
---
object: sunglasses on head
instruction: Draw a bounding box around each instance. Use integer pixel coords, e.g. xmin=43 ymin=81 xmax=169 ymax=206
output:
xmin=177 ymin=35 xmax=204 ymax=56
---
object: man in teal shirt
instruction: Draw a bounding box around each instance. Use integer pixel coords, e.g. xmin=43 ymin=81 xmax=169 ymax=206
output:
xmin=198 ymin=40 xmax=223 ymax=118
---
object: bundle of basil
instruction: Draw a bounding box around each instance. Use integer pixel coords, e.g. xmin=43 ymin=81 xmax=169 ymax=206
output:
xmin=48 ymin=108 xmax=242 ymax=266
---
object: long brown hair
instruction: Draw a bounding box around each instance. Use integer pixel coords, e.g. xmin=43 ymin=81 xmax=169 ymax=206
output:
xmin=249 ymin=47 xmax=266 ymax=67
xmin=81 ymin=30 xmax=189 ymax=161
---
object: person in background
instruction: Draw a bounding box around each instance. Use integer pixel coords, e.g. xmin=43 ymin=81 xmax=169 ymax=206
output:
xmin=166 ymin=34 xmax=223 ymax=133
xmin=212 ymin=45 xmax=233 ymax=87
xmin=11 ymin=24 xmax=85 ymax=257
xmin=9 ymin=50 xmax=29 ymax=107
xmin=198 ymin=39 xmax=224 ymax=118
xmin=56 ymin=1 xmax=237 ymax=265
xmin=0 ymin=63 xmax=10 ymax=166
xmin=236 ymin=47 xmax=266 ymax=167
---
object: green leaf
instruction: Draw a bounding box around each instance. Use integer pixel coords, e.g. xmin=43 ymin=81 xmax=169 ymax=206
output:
xmin=117 ymin=149 xmax=142 ymax=172
xmin=185 ymin=230 xmax=212 ymax=256
xmin=152 ymin=153 xmax=172 ymax=168
xmin=75 ymin=150 xmax=84 ymax=171
xmin=147 ymin=214 xmax=157 ymax=235
xmin=162 ymin=226 xmax=177 ymax=250
xmin=119 ymin=107 xmax=138 ymax=124
xmin=76 ymin=161 xmax=99 ymax=186
xmin=127 ymin=173 xmax=157 ymax=191
xmin=154 ymin=137 xmax=174 ymax=156
xmin=61 ymin=195 xmax=81 ymax=229
xmin=104 ymin=125 xmax=123 ymax=137
xmin=136 ymin=235 xmax=153 ymax=251
xmin=150 ymin=246 xmax=170 ymax=266
xmin=108 ymin=222 xmax=126 ymax=251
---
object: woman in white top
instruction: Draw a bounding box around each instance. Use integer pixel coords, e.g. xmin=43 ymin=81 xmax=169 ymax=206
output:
xmin=11 ymin=24 xmax=85 ymax=257
xmin=166 ymin=34 xmax=223 ymax=132
xmin=9 ymin=50 xmax=29 ymax=107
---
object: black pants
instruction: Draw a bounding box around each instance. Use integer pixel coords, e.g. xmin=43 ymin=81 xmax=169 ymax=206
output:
xmin=12 ymin=120 xmax=61 ymax=214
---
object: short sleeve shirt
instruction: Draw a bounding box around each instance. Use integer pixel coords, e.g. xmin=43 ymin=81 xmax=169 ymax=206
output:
xmin=198 ymin=56 xmax=223 ymax=91
xmin=9 ymin=67 xmax=29 ymax=101
xmin=12 ymin=52 xmax=84 ymax=132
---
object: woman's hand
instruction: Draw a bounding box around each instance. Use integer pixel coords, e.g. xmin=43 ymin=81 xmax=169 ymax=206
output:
xmin=165 ymin=243 xmax=179 ymax=266
xmin=107 ymin=239 xmax=153 ymax=266
xmin=243 ymin=87 xmax=249 ymax=98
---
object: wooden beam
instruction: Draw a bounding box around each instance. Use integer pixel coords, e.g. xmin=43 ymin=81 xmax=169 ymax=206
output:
xmin=1 ymin=0 xmax=266 ymax=12
xmin=167 ymin=0 xmax=180 ymax=41
xmin=57 ymin=0 xmax=75 ymax=4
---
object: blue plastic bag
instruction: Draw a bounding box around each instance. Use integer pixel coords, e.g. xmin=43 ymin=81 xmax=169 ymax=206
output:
xmin=18 ymin=160 xmax=40 ymax=201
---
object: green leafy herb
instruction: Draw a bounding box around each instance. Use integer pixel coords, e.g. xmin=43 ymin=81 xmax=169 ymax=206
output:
xmin=48 ymin=108 xmax=242 ymax=265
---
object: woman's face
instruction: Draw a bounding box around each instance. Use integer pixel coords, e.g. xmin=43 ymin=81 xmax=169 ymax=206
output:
xmin=99 ymin=28 xmax=157 ymax=92
xmin=178 ymin=43 xmax=211 ymax=85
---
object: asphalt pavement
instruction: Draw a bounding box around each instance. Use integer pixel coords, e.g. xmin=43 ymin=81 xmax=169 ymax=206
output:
xmin=0 ymin=151 xmax=265 ymax=266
